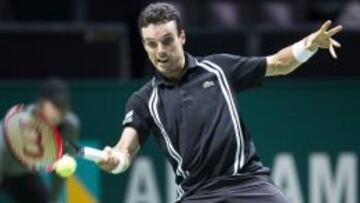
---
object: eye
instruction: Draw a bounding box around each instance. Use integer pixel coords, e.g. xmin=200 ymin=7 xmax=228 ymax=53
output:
xmin=146 ymin=41 xmax=157 ymax=49
xmin=162 ymin=37 xmax=174 ymax=46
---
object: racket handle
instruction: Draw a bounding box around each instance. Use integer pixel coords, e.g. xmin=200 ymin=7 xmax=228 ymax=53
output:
xmin=81 ymin=147 xmax=106 ymax=162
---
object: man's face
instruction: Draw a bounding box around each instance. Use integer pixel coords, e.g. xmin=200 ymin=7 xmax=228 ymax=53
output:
xmin=141 ymin=21 xmax=186 ymax=77
xmin=38 ymin=100 xmax=64 ymax=125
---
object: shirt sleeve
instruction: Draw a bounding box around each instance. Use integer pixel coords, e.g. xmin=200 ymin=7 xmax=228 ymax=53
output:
xmin=208 ymin=54 xmax=267 ymax=92
xmin=122 ymin=93 xmax=152 ymax=145
xmin=60 ymin=112 xmax=80 ymax=155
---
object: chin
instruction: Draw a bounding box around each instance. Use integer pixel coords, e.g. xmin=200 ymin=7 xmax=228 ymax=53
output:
xmin=157 ymin=66 xmax=170 ymax=73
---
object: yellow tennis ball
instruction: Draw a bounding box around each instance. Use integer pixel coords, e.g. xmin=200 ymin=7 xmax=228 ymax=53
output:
xmin=54 ymin=155 xmax=77 ymax=178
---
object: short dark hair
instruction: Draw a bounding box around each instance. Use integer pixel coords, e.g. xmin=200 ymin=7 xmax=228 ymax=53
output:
xmin=137 ymin=2 xmax=183 ymax=36
xmin=39 ymin=78 xmax=70 ymax=112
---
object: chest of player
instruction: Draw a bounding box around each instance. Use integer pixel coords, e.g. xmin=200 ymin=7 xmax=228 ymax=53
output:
xmin=154 ymin=68 xmax=233 ymax=145
xmin=160 ymin=69 xmax=219 ymax=113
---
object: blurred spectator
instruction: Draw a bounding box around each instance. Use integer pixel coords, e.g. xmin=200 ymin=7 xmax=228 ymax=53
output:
xmin=207 ymin=0 xmax=300 ymax=28
xmin=176 ymin=0 xmax=208 ymax=27
xmin=337 ymin=0 xmax=360 ymax=29
xmin=258 ymin=1 xmax=295 ymax=27
xmin=208 ymin=1 xmax=241 ymax=28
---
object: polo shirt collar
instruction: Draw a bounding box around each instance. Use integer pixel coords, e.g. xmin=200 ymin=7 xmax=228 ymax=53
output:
xmin=153 ymin=52 xmax=197 ymax=87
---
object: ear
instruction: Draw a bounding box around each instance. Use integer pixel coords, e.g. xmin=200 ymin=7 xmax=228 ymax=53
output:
xmin=180 ymin=29 xmax=186 ymax=45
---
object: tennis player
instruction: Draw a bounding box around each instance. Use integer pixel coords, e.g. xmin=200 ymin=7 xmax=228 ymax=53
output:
xmin=0 ymin=78 xmax=80 ymax=203
xmin=99 ymin=2 xmax=342 ymax=203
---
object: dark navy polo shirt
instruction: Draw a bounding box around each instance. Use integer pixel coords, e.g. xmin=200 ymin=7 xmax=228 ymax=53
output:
xmin=122 ymin=53 xmax=270 ymax=201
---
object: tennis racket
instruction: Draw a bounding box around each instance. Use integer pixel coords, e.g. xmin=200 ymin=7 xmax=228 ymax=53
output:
xmin=3 ymin=104 xmax=105 ymax=172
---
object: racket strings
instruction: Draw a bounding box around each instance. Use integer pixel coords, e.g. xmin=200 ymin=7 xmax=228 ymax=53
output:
xmin=34 ymin=120 xmax=58 ymax=168
xmin=5 ymin=111 xmax=61 ymax=171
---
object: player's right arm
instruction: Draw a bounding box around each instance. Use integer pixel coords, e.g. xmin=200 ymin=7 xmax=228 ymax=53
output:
xmin=98 ymin=127 xmax=141 ymax=173
xmin=99 ymin=87 xmax=152 ymax=173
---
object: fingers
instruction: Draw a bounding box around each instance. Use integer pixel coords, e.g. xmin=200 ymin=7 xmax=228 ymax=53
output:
xmin=97 ymin=146 xmax=120 ymax=172
xmin=320 ymin=20 xmax=343 ymax=36
xmin=329 ymin=44 xmax=338 ymax=59
xmin=329 ymin=38 xmax=340 ymax=59
xmin=329 ymin=37 xmax=341 ymax=59
xmin=320 ymin=20 xmax=332 ymax=32
xmin=330 ymin=38 xmax=341 ymax=48
xmin=318 ymin=20 xmax=342 ymax=59
xmin=327 ymin=25 xmax=343 ymax=37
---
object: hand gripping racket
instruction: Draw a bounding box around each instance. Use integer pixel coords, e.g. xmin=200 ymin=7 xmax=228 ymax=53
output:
xmin=2 ymin=104 xmax=106 ymax=172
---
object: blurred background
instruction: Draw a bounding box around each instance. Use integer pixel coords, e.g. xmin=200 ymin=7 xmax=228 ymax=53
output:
xmin=0 ymin=0 xmax=359 ymax=203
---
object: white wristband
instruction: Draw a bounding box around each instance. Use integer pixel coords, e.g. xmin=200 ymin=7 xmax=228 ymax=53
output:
xmin=291 ymin=40 xmax=318 ymax=63
xmin=111 ymin=150 xmax=130 ymax=174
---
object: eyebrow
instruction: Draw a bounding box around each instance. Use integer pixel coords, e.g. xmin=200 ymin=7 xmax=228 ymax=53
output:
xmin=144 ymin=33 xmax=173 ymax=41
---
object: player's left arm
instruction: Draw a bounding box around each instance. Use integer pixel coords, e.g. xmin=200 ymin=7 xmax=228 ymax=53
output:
xmin=265 ymin=20 xmax=343 ymax=77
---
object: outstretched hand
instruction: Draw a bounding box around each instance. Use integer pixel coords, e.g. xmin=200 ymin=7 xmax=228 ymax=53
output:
xmin=97 ymin=146 xmax=120 ymax=172
xmin=306 ymin=20 xmax=343 ymax=59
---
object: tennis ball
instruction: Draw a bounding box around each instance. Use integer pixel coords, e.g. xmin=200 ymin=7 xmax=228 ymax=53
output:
xmin=54 ymin=154 xmax=77 ymax=178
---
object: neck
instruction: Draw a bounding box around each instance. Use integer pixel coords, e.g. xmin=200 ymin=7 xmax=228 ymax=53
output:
xmin=166 ymin=68 xmax=184 ymax=81
xmin=162 ymin=54 xmax=186 ymax=81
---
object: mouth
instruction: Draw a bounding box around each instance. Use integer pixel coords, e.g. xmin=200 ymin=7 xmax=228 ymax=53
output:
xmin=157 ymin=58 xmax=169 ymax=64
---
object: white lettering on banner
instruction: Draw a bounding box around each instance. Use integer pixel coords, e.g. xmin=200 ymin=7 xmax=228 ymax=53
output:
xmin=125 ymin=157 xmax=161 ymax=203
xmin=310 ymin=153 xmax=357 ymax=203
xmin=124 ymin=153 xmax=358 ymax=203
xmin=272 ymin=153 xmax=304 ymax=203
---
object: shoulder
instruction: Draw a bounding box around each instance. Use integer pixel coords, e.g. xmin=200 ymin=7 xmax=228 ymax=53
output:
xmin=127 ymin=79 xmax=154 ymax=107
xmin=59 ymin=111 xmax=81 ymax=137
xmin=195 ymin=53 xmax=243 ymax=75
xmin=197 ymin=53 xmax=240 ymax=64
xmin=197 ymin=53 xmax=266 ymax=72
xmin=131 ymin=79 xmax=154 ymax=100
xmin=63 ymin=112 xmax=80 ymax=129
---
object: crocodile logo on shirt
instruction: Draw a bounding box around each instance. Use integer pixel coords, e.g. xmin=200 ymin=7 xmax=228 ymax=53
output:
xmin=202 ymin=80 xmax=215 ymax=89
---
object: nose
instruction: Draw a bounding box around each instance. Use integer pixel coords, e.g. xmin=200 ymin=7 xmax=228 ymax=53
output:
xmin=156 ymin=43 xmax=166 ymax=56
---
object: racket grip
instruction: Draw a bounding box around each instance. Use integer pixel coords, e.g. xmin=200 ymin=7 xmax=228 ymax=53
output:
xmin=82 ymin=147 xmax=106 ymax=162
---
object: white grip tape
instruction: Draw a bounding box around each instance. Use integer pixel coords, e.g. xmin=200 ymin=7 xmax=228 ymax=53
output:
xmin=291 ymin=40 xmax=317 ymax=63
xmin=83 ymin=147 xmax=106 ymax=162
xmin=111 ymin=150 xmax=130 ymax=174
